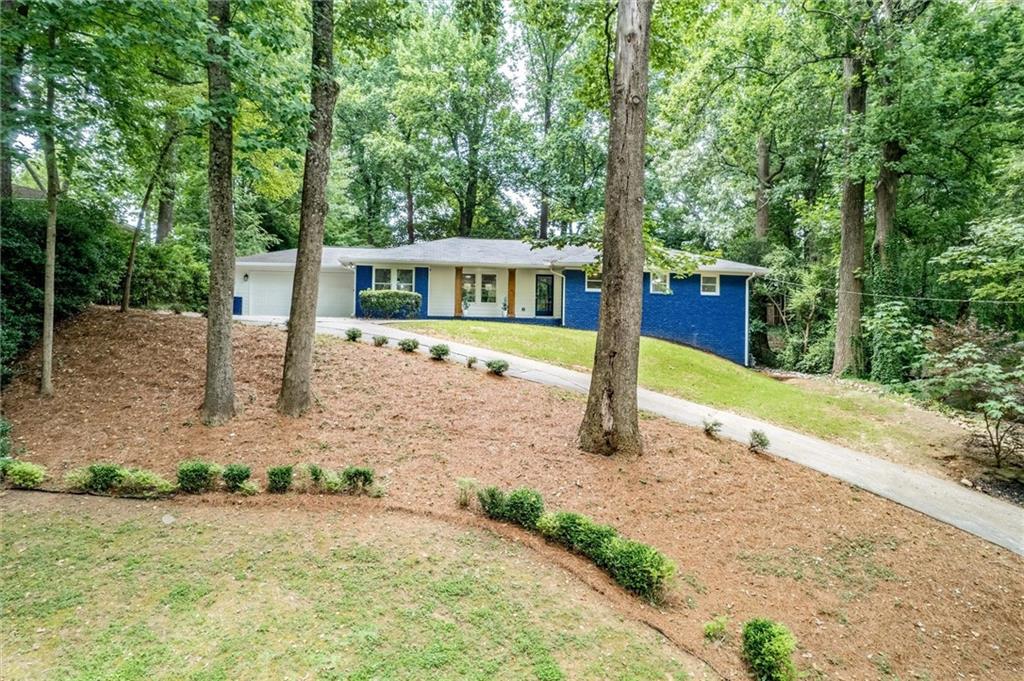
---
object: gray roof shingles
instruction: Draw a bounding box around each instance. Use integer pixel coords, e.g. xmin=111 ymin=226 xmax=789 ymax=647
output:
xmin=236 ymin=238 xmax=767 ymax=275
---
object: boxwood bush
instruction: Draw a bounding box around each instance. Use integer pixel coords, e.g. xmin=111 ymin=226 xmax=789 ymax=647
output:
xmin=267 ymin=465 xmax=294 ymax=493
xmin=177 ymin=460 xmax=219 ymax=493
xmin=84 ymin=463 xmax=126 ymax=493
xmin=372 ymin=335 xmax=388 ymax=347
xmin=116 ymin=469 xmax=175 ymax=497
xmin=486 ymin=359 xmax=509 ymax=375
xmin=340 ymin=465 xmax=374 ymax=493
xmin=477 ymin=486 xmax=507 ymax=520
xmin=359 ymin=290 xmax=421 ymax=319
xmin=602 ymin=537 xmax=677 ymax=601
xmin=742 ymin=618 xmax=797 ymax=681
xmin=429 ymin=343 xmax=450 ymax=360
xmin=397 ymin=338 xmax=419 ymax=352
xmin=345 ymin=327 xmax=362 ymax=341
xmin=5 ymin=460 xmax=45 ymax=489
xmin=504 ymin=487 xmax=544 ymax=529
xmin=222 ymin=464 xmax=252 ymax=492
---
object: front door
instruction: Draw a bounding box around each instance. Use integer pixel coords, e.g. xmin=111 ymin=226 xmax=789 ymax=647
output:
xmin=535 ymin=274 xmax=554 ymax=316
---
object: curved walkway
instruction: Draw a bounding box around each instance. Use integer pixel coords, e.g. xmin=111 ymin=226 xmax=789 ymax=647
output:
xmin=238 ymin=315 xmax=1024 ymax=556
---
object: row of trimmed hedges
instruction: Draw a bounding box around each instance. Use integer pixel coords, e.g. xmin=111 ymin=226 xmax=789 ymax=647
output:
xmin=469 ymin=484 xmax=676 ymax=602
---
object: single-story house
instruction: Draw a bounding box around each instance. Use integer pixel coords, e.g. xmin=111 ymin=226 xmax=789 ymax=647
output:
xmin=234 ymin=237 xmax=767 ymax=365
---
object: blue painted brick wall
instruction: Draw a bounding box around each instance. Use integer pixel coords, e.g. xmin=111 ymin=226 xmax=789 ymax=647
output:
xmin=563 ymin=269 xmax=749 ymax=365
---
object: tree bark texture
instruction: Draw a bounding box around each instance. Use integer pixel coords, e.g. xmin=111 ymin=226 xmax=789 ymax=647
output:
xmin=201 ymin=0 xmax=236 ymax=424
xmin=405 ymin=173 xmax=415 ymax=243
xmin=578 ymin=0 xmax=653 ymax=457
xmin=755 ymin=135 xmax=770 ymax=240
xmin=539 ymin=89 xmax=552 ymax=240
xmin=121 ymin=131 xmax=179 ymax=312
xmin=156 ymin=115 xmax=179 ymax=242
xmin=276 ymin=0 xmax=340 ymax=416
xmin=39 ymin=26 xmax=57 ymax=397
xmin=872 ymin=138 xmax=903 ymax=264
xmin=832 ymin=54 xmax=867 ymax=376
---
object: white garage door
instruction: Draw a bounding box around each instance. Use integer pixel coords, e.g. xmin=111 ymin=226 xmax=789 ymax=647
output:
xmin=241 ymin=269 xmax=354 ymax=317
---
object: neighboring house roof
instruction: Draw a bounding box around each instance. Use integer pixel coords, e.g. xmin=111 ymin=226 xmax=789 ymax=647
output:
xmin=237 ymin=238 xmax=768 ymax=275
xmin=12 ymin=184 xmax=46 ymax=200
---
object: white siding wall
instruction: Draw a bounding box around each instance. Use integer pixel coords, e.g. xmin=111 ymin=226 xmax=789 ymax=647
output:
xmin=513 ymin=269 xmax=562 ymax=318
xmin=233 ymin=268 xmax=354 ymax=317
xmin=427 ymin=266 xmax=455 ymax=317
xmin=460 ymin=267 xmax=508 ymax=318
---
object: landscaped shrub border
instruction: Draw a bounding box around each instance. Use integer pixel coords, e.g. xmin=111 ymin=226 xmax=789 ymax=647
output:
xmin=468 ymin=484 xmax=676 ymax=602
xmin=65 ymin=463 xmax=175 ymax=498
xmin=741 ymin=618 xmax=797 ymax=681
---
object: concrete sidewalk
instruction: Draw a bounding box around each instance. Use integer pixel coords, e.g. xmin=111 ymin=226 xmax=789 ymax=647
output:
xmin=238 ymin=315 xmax=1024 ymax=555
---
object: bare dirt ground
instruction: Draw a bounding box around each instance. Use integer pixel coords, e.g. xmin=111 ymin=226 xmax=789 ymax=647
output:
xmin=4 ymin=308 xmax=1023 ymax=680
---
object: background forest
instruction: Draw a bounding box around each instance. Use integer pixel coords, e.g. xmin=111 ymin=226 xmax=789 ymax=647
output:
xmin=2 ymin=0 xmax=1022 ymax=387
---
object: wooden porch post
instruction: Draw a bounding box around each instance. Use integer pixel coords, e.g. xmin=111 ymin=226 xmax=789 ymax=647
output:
xmin=507 ymin=268 xmax=516 ymax=317
xmin=454 ymin=266 xmax=463 ymax=317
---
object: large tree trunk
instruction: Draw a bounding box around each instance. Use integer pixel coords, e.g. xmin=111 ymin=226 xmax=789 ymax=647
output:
xmin=832 ymin=54 xmax=867 ymax=377
xmin=39 ymin=26 xmax=57 ymax=397
xmin=276 ymin=0 xmax=339 ymax=417
xmin=578 ymin=0 xmax=652 ymax=457
xmin=121 ymin=132 xmax=179 ymax=312
xmin=201 ymin=0 xmax=236 ymax=425
xmin=873 ymin=138 xmax=903 ymax=264
xmin=755 ymin=134 xmax=770 ymax=240
xmin=405 ymin=173 xmax=414 ymax=243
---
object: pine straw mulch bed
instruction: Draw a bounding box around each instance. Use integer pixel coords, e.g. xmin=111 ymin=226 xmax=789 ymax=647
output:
xmin=4 ymin=307 xmax=1023 ymax=680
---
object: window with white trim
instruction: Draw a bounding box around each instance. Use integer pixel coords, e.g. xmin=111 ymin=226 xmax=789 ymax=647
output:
xmin=480 ymin=273 xmax=497 ymax=303
xmin=374 ymin=267 xmax=415 ymax=292
xmin=585 ymin=272 xmax=602 ymax=292
xmin=650 ymin=272 xmax=671 ymax=294
xmin=461 ymin=272 xmax=476 ymax=303
xmin=700 ymin=274 xmax=720 ymax=296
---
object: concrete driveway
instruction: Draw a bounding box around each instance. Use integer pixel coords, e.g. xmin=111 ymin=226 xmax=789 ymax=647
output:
xmin=237 ymin=315 xmax=1024 ymax=555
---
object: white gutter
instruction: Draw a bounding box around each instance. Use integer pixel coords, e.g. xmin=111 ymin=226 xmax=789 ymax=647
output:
xmin=744 ymin=274 xmax=754 ymax=366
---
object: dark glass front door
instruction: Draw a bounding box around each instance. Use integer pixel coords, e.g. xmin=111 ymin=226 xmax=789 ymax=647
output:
xmin=535 ymin=274 xmax=554 ymax=316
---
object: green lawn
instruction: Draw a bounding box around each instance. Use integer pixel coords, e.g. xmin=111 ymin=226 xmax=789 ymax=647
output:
xmin=1 ymin=499 xmax=695 ymax=680
xmin=393 ymin=320 xmax=945 ymax=457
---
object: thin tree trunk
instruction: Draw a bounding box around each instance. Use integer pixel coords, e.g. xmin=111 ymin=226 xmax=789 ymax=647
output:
xmin=578 ymin=0 xmax=653 ymax=457
xmin=39 ymin=26 xmax=57 ymax=396
xmin=873 ymin=138 xmax=902 ymax=264
xmin=538 ymin=89 xmax=552 ymax=240
xmin=277 ymin=0 xmax=339 ymax=416
xmin=0 ymin=1 xmax=28 ymax=200
xmin=201 ymin=0 xmax=236 ymax=425
xmin=459 ymin=138 xmax=479 ymax=236
xmin=755 ymin=135 xmax=770 ymax=240
xmin=405 ymin=173 xmax=414 ymax=243
xmin=156 ymin=116 xmax=179 ymax=242
xmin=832 ymin=54 xmax=867 ymax=377
xmin=121 ymin=132 xmax=179 ymax=312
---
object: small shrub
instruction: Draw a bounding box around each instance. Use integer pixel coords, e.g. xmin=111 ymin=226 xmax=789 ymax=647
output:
xmin=84 ymin=463 xmax=127 ymax=493
xmin=177 ymin=460 xmax=219 ymax=493
xmin=477 ymin=486 xmax=507 ymax=520
xmin=237 ymin=480 xmax=260 ymax=496
xmin=222 ymin=464 xmax=252 ymax=492
xmin=456 ymin=477 xmax=478 ymax=508
xmin=267 ymin=465 xmax=294 ymax=493
xmin=5 ymin=461 xmax=45 ymax=489
xmin=64 ymin=467 xmax=92 ymax=490
xmin=307 ymin=463 xmax=324 ymax=484
xmin=467 ymin=356 xmax=477 ymax=368
xmin=117 ymin=469 xmax=175 ymax=497
xmin=703 ymin=418 xmax=723 ymax=439
xmin=429 ymin=343 xmax=450 ymax=360
xmin=0 ymin=416 xmax=11 ymax=457
xmin=602 ymin=536 xmax=676 ymax=601
xmin=341 ymin=465 xmax=374 ymax=493
xmin=741 ymin=618 xmax=797 ymax=681
xmin=372 ymin=335 xmax=388 ymax=347
xmin=397 ymin=338 xmax=419 ymax=352
xmin=486 ymin=359 xmax=509 ymax=375
xmin=358 ymin=289 xmax=421 ymax=319
xmin=703 ymin=615 xmax=729 ymax=642
xmin=749 ymin=430 xmax=770 ymax=453
xmin=321 ymin=469 xmax=345 ymax=493
xmin=345 ymin=327 xmax=362 ymax=341
xmin=504 ymin=487 xmax=545 ymax=529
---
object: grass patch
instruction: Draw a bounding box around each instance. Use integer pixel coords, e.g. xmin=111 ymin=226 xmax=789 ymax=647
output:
xmin=393 ymin=321 xmax=938 ymax=454
xmin=1 ymin=504 xmax=694 ymax=680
